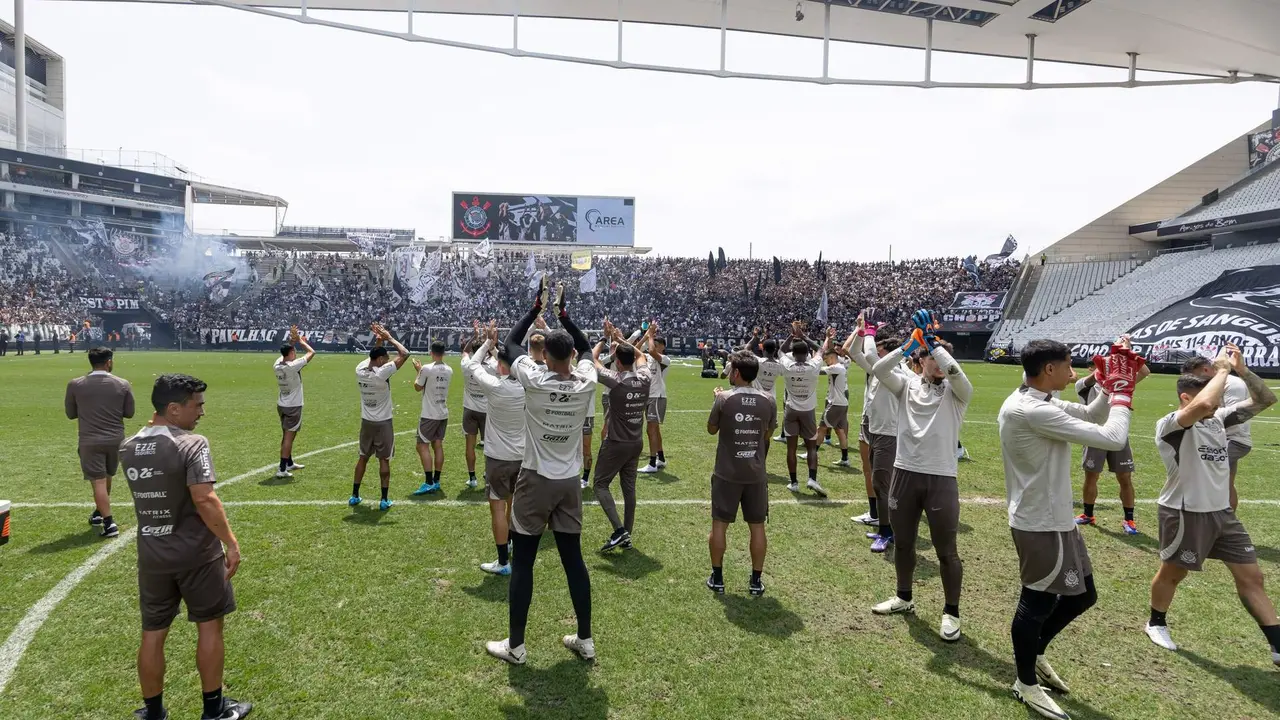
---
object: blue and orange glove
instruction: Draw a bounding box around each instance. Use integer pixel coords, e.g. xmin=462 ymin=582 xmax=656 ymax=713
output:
xmin=911 ymin=309 xmax=941 ymax=351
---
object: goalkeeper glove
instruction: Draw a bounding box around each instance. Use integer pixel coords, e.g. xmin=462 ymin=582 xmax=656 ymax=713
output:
xmin=1092 ymin=346 xmax=1139 ymax=410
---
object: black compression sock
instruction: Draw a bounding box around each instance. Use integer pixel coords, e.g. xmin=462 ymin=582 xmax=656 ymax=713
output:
xmin=868 ymin=497 xmax=878 ymax=520
xmin=582 ymin=468 xmax=591 ymax=482
xmin=144 ymin=693 xmax=164 ymax=720
xmin=808 ymin=468 xmax=818 ymax=481
xmin=658 ymin=451 xmax=665 ymax=463
xmin=751 ymin=570 xmax=762 ymax=584
xmin=202 ymin=687 xmax=223 ymax=719
xmin=280 ymin=458 xmax=288 ymax=472
xmin=1260 ymin=623 xmax=1280 ymax=650
xmin=897 ymin=590 xmax=913 ymax=603
xmin=649 ymin=455 xmax=657 ymax=467
xmin=1149 ymin=608 xmax=1168 ymax=627
xmin=1083 ymin=503 xmax=1095 ymax=517
xmin=711 ymin=566 xmax=723 ymax=583
xmin=103 ymin=515 xmax=113 ymax=528
xmin=352 ymin=483 xmax=361 ymax=497
xmin=432 ymin=471 xmax=441 ymax=484
xmin=469 ymin=472 xmax=476 ymax=482
xmin=944 ymin=604 xmax=960 ymax=618
xmin=497 ymin=542 xmax=510 ymax=566
xmin=789 ymin=472 xmax=797 ymax=483
xmin=381 ymin=486 xmax=389 ymax=502
xmin=841 ymin=449 xmax=849 ymax=462
xmin=1124 ymin=507 xmax=1135 ymax=521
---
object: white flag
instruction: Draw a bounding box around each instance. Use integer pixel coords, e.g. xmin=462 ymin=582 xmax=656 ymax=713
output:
xmin=815 ymin=288 xmax=829 ymax=324
xmin=528 ymin=270 xmax=545 ymax=291
xmin=579 ymin=267 xmax=598 ymax=294
xmin=475 ymin=238 xmax=494 ymax=262
xmin=524 ymin=252 xmax=536 ymax=278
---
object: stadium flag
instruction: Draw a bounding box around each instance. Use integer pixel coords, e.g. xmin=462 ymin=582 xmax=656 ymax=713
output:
xmin=962 ymin=255 xmax=983 ymax=288
xmin=580 ymin=267 xmax=598 ymax=294
xmin=571 ymin=250 xmax=593 ymax=271
xmin=984 ymin=234 xmax=1018 ymax=265
xmin=528 ymin=270 xmax=545 ymax=291
xmin=773 ymin=256 xmax=782 ymax=284
xmin=109 ymin=230 xmax=141 ymax=259
xmin=70 ymin=218 xmax=107 ymax=247
xmin=524 ymin=252 xmax=537 ymax=277
xmin=815 ymin=287 xmax=829 ymax=324
xmin=426 ymin=249 xmax=443 ymax=276
xmin=708 ymin=252 xmax=716 ymax=279
xmin=475 ymin=238 xmax=494 ymax=261
xmin=716 ymin=247 xmax=728 ymax=270
xmin=754 ymin=271 xmax=763 ymax=302
xmin=741 ymin=277 xmax=749 ymax=299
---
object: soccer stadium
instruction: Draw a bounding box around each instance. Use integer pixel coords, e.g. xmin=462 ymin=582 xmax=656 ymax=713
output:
xmin=4 ymin=2 xmax=1280 ymax=719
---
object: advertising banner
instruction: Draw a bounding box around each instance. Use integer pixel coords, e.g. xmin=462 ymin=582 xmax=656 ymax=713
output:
xmin=452 ymin=193 xmax=635 ymax=246
xmin=80 ymin=296 xmax=141 ymax=311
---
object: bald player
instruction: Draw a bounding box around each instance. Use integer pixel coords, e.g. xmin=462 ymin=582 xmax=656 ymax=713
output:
xmin=1181 ymin=354 xmax=1254 ymax=509
xmin=351 ymin=324 xmax=411 ymax=511
xmin=272 ymin=326 xmax=314 ymax=480
xmin=592 ymin=321 xmax=652 ymax=553
xmin=65 ymin=346 xmax=135 ymax=538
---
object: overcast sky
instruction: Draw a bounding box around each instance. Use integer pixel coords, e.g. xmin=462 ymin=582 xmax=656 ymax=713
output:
xmin=15 ymin=2 xmax=1279 ymax=261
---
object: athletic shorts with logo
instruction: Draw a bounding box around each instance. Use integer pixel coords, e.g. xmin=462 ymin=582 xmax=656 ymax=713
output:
xmin=1011 ymin=527 xmax=1093 ymax=596
xmin=510 ymin=468 xmax=584 ymax=535
xmin=79 ymin=444 xmax=119 ymax=480
xmin=138 ymin=555 xmax=236 ymax=631
xmin=711 ymin=478 xmax=768 ymax=524
xmin=1082 ymin=441 xmax=1134 ymax=473
xmin=1158 ymin=505 xmax=1256 ymax=571
xmin=646 ymin=398 xmax=667 ymax=423
xmin=360 ymin=419 xmax=396 ymax=459
xmin=783 ymin=407 xmax=817 ymax=440
xmin=823 ymin=403 xmax=848 ymax=431
xmin=484 ymin=456 xmax=522 ymax=501
xmin=1228 ymin=441 xmax=1251 ymax=473
xmin=277 ymin=405 xmax=302 ymax=433
xmin=417 ymin=418 xmax=447 ymax=443
xmin=462 ymin=408 xmax=487 ymax=436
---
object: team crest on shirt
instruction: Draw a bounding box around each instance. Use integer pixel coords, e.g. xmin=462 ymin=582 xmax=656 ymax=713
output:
xmin=1180 ymin=550 xmax=1197 ymax=564
xmin=1063 ymin=568 xmax=1080 ymax=589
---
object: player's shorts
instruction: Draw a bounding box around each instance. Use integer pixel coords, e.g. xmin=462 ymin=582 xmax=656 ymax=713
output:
xmin=583 ymin=415 xmax=595 ymax=436
xmin=595 ymin=439 xmax=643 ymax=484
xmin=79 ymin=444 xmax=119 ymax=480
xmin=1011 ymin=527 xmax=1093 ymax=596
xmin=1158 ymin=505 xmax=1256 ymax=570
xmin=868 ymin=431 xmax=897 ymax=501
xmin=822 ymin=403 xmax=849 ymax=431
xmin=360 ymin=419 xmax=396 ymax=459
xmin=138 ymin=556 xmax=236 ymax=631
xmin=646 ymin=398 xmax=667 ymax=423
xmin=417 ymin=418 xmax=447 ymax=444
xmin=858 ymin=415 xmax=869 ymax=445
xmin=783 ymin=407 xmax=817 ymax=440
xmin=277 ymin=405 xmax=302 ymax=433
xmin=1228 ymin=441 xmax=1252 ymax=473
xmin=462 ymin=408 xmax=487 ymax=436
xmin=510 ymin=467 xmax=584 ymax=535
xmin=711 ymin=478 xmax=768 ymax=524
xmin=601 ymin=393 xmax=611 ymax=418
xmin=1082 ymin=442 xmax=1135 ymax=474
xmin=484 ymin=456 xmax=522 ymax=501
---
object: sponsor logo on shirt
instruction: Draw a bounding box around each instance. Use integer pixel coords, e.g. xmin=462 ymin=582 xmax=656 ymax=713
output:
xmin=134 ymin=442 xmax=157 ymax=456
xmin=735 ymin=449 xmax=757 ymax=459
xmin=126 ymin=467 xmax=154 ymax=482
xmin=741 ymin=396 xmax=757 ymax=407
xmin=1197 ymin=444 xmax=1228 ymax=463
xmin=734 ymin=413 xmax=758 ymax=423
xmin=133 ymin=491 xmax=167 ymax=499
xmin=542 ymin=434 xmax=571 ymax=443
xmin=140 ymin=524 xmax=174 ymax=537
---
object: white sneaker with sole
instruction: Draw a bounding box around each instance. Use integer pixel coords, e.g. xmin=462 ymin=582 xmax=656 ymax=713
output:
xmin=638 ymin=464 xmax=659 ymax=474
xmin=806 ymin=479 xmax=828 ymax=497
xmin=286 ymin=462 xmax=305 ymax=471
xmin=787 ymin=481 xmax=800 ymax=493
xmin=1035 ymin=656 xmax=1070 ymax=694
xmin=798 ymin=452 xmax=809 ymax=460
xmin=940 ymin=613 xmax=961 ymax=642
xmin=1271 ymin=645 xmax=1280 ymax=666
xmin=1013 ymin=680 xmax=1070 ymax=720
xmin=275 ymin=470 xmax=293 ymax=479
xmin=1145 ymin=623 xmax=1177 ymax=651
xmin=480 ymin=561 xmax=511 ymax=576
xmin=872 ymin=596 xmax=915 ymax=615
xmin=563 ymin=634 xmax=596 ymax=661
xmin=656 ymin=460 xmax=667 ymax=469
xmin=851 ymin=511 xmax=876 ymax=525
xmin=485 ymin=638 xmax=527 ymax=665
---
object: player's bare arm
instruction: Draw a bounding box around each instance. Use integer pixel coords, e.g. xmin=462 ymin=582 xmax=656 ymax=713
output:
xmin=1227 ymin=344 xmax=1277 ymax=422
xmin=379 ymin=325 xmax=412 ymax=368
xmin=412 ymin=358 xmax=426 ymax=392
xmin=292 ymin=325 xmax=316 ymax=364
xmin=190 ymin=482 xmax=240 ymax=579
xmin=1176 ymin=348 xmax=1233 ymax=427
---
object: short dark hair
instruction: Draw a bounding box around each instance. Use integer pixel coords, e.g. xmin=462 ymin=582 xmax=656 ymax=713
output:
xmin=87 ymin=347 xmax=113 ymax=367
xmin=730 ymin=351 xmax=759 ymax=383
xmin=878 ymin=337 xmax=901 ymax=351
xmin=1176 ymin=373 xmax=1210 ymax=397
xmin=1021 ymin=339 xmax=1071 ymax=378
xmin=791 ymin=339 xmax=810 ymax=356
xmin=762 ymin=339 xmax=778 ymax=355
xmin=463 ymin=339 xmax=479 ymax=354
xmin=496 ymin=344 xmax=516 ymax=367
xmin=652 ymin=336 xmax=667 ymax=348
xmin=1181 ymin=356 xmax=1212 ymax=374
xmin=369 ymin=346 xmax=389 ymax=361
xmin=430 ymin=341 xmax=446 ymax=355
xmin=544 ymin=329 xmax=574 ymax=362
xmin=280 ymin=344 xmax=295 ymax=358
xmin=614 ymin=344 xmax=637 ymax=367
xmin=151 ymin=373 xmax=207 ymax=413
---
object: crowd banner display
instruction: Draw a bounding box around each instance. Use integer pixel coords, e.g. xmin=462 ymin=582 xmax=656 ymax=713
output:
xmin=80 ymin=296 xmax=141 ymax=311
xmin=940 ymin=291 xmax=1006 ymax=332
xmin=452 ymin=192 xmax=635 ymax=246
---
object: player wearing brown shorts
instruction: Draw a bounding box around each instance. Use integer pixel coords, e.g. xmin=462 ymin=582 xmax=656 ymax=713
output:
xmin=591 ymin=322 xmax=652 ymax=552
xmin=272 ymin=327 xmax=314 ymax=480
xmin=64 ymin=346 xmax=135 ymax=538
xmin=352 ymin=325 xmax=411 ymax=510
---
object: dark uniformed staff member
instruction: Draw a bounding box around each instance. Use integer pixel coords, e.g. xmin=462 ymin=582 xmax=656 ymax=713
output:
xmin=65 ymin=347 xmax=135 ymax=538
xmin=121 ymin=373 xmax=252 ymax=720
xmin=1146 ymin=344 xmax=1280 ymax=667
xmin=706 ymin=351 xmax=776 ymax=597
xmin=998 ymin=340 xmax=1136 ymax=720
xmin=591 ymin=321 xmax=652 ymax=553
xmin=0 ymin=327 xmax=8 ymax=355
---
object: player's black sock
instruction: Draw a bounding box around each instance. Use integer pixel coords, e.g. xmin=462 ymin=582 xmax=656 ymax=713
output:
xmin=582 ymin=468 xmax=591 ymax=482
xmin=1124 ymin=507 xmax=1135 ymax=521
xmin=868 ymin=497 xmax=878 ymax=520
xmin=352 ymin=483 xmax=361 ymax=498
xmin=143 ymin=693 xmax=164 ymax=720
xmin=649 ymin=455 xmax=657 ymax=467
xmin=897 ymin=589 xmax=913 ymax=603
xmin=432 ymin=471 xmax=441 ymax=484
xmin=944 ymin=604 xmax=960 ymax=618
xmin=657 ymin=451 xmax=665 ymax=463
xmin=102 ymin=515 xmax=113 ymax=528
xmin=1012 ymin=587 xmax=1056 ymax=686
xmin=287 ymin=456 xmax=293 ymax=466
xmin=1259 ymin=623 xmax=1280 ymax=650
xmin=380 ymin=486 xmax=389 ymax=502
xmin=469 ymin=472 xmax=476 ymax=482
xmin=841 ymin=449 xmax=848 ymax=462
xmin=91 ymin=509 xmax=101 ymax=519
xmin=280 ymin=458 xmax=288 ymax=472
xmin=1083 ymin=503 xmax=1095 ymax=517
xmin=201 ymin=687 xmax=223 ymax=719
xmin=1149 ymin=608 xmax=1168 ymax=627
xmin=710 ymin=566 xmax=723 ymax=584
xmin=879 ymin=523 xmax=893 ymax=539
xmin=789 ymin=472 xmax=797 ymax=483
xmin=808 ymin=468 xmax=817 ymax=481
xmin=750 ymin=570 xmax=762 ymax=584
xmin=497 ymin=542 xmax=509 ymax=566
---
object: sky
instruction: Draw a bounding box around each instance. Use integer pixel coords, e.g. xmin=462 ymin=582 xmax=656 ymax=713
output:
xmin=12 ymin=2 xmax=1280 ymax=261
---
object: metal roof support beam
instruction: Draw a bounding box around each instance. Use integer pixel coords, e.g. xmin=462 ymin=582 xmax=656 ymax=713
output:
xmin=616 ymin=0 xmax=623 ymax=63
xmin=513 ymin=0 xmax=519 ymax=50
xmin=299 ymin=0 xmax=305 ymax=17
xmin=822 ymin=0 xmax=830 ymax=80
xmin=719 ymin=0 xmax=727 ymax=73
xmin=924 ymin=17 xmax=933 ymax=84
xmin=13 ymin=0 xmax=25 ymax=151
xmin=1025 ymin=33 xmax=1036 ymax=87
xmin=1127 ymin=51 xmax=1137 ymax=84
xmin=406 ymin=0 xmax=413 ymax=35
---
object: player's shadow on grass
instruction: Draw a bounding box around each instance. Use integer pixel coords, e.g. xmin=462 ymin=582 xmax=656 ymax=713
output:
xmin=258 ymin=473 xmax=295 ymax=486
xmin=1095 ymin=524 xmax=1158 ymax=552
xmin=1178 ymin=650 xmax=1280 ymax=716
xmin=596 ymin=548 xmax=663 ymax=581
xmin=461 ymin=573 xmax=509 ymax=604
xmin=1250 ymin=544 xmax=1280 ymax=565
xmin=644 ymin=470 xmax=682 ymax=485
xmin=341 ymin=506 xmax=397 ymax=526
xmin=28 ymin=530 xmax=100 ymax=555
xmin=503 ymin=659 xmax=608 ymax=720
xmin=903 ymin=615 xmax=1118 ymax=720
xmin=765 ymin=473 xmax=791 ymax=486
xmin=717 ymin=594 xmax=804 ymax=638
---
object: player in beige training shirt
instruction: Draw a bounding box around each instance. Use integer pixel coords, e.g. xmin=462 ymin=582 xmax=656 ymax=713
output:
xmin=65 ymin=346 xmax=135 ymax=538
xmin=272 ymin=326 xmax=314 ymax=480
xmin=351 ymin=324 xmax=411 ymax=511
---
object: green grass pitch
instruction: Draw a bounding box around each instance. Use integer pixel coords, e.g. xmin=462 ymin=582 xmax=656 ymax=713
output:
xmin=1 ymin=351 xmax=1278 ymax=719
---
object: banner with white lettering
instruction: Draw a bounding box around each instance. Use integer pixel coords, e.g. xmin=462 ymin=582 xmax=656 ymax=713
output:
xmin=80 ymin=296 xmax=141 ymax=311
xmin=452 ymin=192 xmax=635 ymax=246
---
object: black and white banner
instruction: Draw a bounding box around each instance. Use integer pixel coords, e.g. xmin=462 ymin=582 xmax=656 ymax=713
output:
xmin=939 ymin=291 xmax=1006 ymax=331
xmin=1126 ymin=265 xmax=1280 ymax=369
xmin=452 ymin=192 xmax=635 ymax=246
xmin=81 ymin=296 xmax=141 ymax=311
xmin=951 ymin=291 xmax=1007 ymax=310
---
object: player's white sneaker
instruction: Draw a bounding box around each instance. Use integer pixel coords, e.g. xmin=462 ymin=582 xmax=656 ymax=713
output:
xmin=638 ymin=464 xmax=659 ymax=474
xmin=798 ymin=452 xmax=809 ymax=460
xmin=1271 ymin=645 xmax=1280 ymax=666
xmin=466 ymin=477 xmax=478 ymax=489
xmin=1145 ymin=623 xmax=1177 ymax=651
xmin=956 ymin=445 xmax=971 ymax=461
xmin=580 ymin=478 xmax=590 ymax=489
xmin=787 ymin=481 xmax=800 ymax=493
xmin=1035 ymin=656 xmax=1070 ymax=694
xmin=872 ymin=596 xmax=914 ymax=615
xmin=480 ymin=561 xmax=511 ymax=576
xmin=286 ymin=462 xmax=305 ymax=471
xmin=832 ymin=459 xmax=851 ymax=467
xmin=656 ymin=460 xmax=667 ymax=469
xmin=275 ymin=470 xmax=293 ymax=479
xmin=563 ymin=634 xmax=596 ymax=661
xmin=940 ymin=613 xmax=961 ymax=642
xmin=806 ymin=479 xmax=828 ymax=497
xmin=850 ymin=511 xmax=876 ymax=525
xmin=1013 ymin=680 xmax=1070 ymax=720
xmin=485 ymin=638 xmax=526 ymax=665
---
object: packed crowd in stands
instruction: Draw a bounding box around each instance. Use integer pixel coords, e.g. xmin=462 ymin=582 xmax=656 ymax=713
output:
xmin=0 ymin=229 xmax=1019 ymax=343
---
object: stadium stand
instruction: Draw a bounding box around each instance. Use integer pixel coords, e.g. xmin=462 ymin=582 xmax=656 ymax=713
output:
xmin=993 ymin=258 xmax=1141 ymax=342
xmin=1158 ymin=158 xmax=1280 ymax=231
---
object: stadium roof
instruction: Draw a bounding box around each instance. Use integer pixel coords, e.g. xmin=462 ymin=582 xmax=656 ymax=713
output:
xmin=1157 ymin=160 xmax=1280 ymax=239
xmin=191 ymin=180 xmax=288 ymax=208
xmin=0 ymin=18 xmax=62 ymax=62
xmin=61 ymin=0 xmax=1280 ymax=89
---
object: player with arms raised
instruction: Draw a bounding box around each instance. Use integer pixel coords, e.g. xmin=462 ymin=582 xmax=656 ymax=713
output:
xmin=779 ymin=321 xmax=825 ymax=497
xmin=638 ymin=322 xmax=672 ymax=475
xmin=272 ymin=326 xmax=314 ymax=480
xmin=591 ymin=320 xmax=651 ymax=553
xmin=351 ymin=324 xmax=411 ymax=511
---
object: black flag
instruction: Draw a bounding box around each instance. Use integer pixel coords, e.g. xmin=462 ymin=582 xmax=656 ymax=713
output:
xmin=717 ymin=247 xmax=728 ymax=270
xmin=816 ymin=251 xmax=826 ymax=282
xmin=754 ymin=271 xmax=763 ymax=302
xmin=742 ymin=277 xmax=749 ymax=299
xmin=773 ymin=256 xmax=782 ymax=284
xmin=708 ymin=251 xmax=716 ymax=279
